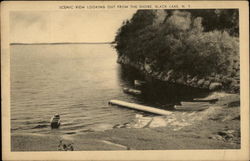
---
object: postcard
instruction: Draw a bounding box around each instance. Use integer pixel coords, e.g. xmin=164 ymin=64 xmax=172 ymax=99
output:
xmin=1 ymin=1 xmax=249 ymax=160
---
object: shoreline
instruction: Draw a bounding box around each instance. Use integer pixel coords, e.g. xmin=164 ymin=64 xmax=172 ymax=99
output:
xmin=117 ymin=55 xmax=240 ymax=94
xmin=11 ymin=92 xmax=240 ymax=151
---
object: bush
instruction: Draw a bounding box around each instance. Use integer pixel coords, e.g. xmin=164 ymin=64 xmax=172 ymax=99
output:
xmin=114 ymin=9 xmax=239 ymax=77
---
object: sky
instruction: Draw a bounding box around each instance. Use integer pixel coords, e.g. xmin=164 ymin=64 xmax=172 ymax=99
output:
xmin=10 ymin=10 xmax=136 ymax=43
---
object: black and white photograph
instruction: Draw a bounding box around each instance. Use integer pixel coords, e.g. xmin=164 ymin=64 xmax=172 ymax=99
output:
xmin=1 ymin=1 xmax=249 ymax=160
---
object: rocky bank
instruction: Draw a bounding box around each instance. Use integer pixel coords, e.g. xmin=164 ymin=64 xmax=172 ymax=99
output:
xmin=117 ymin=55 xmax=240 ymax=93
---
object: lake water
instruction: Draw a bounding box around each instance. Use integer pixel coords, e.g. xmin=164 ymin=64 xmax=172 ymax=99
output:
xmin=11 ymin=44 xmax=207 ymax=135
xmin=11 ymin=44 xmax=149 ymax=135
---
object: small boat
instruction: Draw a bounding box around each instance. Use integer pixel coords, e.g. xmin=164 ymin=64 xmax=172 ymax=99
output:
xmin=50 ymin=114 xmax=61 ymax=128
xmin=174 ymin=102 xmax=210 ymax=111
xmin=192 ymin=98 xmax=218 ymax=103
xmin=134 ymin=80 xmax=146 ymax=87
xmin=174 ymin=104 xmax=209 ymax=111
xmin=180 ymin=101 xmax=210 ymax=105
xmin=123 ymin=87 xmax=142 ymax=95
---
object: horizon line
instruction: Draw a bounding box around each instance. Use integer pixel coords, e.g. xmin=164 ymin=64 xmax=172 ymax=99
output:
xmin=10 ymin=42 xmax=115 ymax=45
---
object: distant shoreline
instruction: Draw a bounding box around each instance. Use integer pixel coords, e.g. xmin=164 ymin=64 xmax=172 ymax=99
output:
xmin=10 ymin=42 xmax=113 ymax=45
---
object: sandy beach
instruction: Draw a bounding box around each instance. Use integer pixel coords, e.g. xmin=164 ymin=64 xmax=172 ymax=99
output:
xmin=11 ymin=92 xmax=240 ymax=151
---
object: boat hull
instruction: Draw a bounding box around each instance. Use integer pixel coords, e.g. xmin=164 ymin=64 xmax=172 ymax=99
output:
xmin=174 ymin=105 xmax=209 ymax=111
xmin=123 ymin=88 xmax=142 ymax=95
xmin=51 ymin=121 xmax=60 ymax=128
xmin=192 ymin=98 xmax=218 ymax=103
xmin=134 ymin=80 xmax=146 ymax=87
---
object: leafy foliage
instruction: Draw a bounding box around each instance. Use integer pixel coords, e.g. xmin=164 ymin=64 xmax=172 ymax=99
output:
xmin=114 ymin=9 xmax=239 ymax=76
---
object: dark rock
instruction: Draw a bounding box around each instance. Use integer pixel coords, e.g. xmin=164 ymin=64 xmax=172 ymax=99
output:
xmin=230 ymin=71 xmax=237 ymax=77
xmin=207 ymin=76 xmax=215 ymax=81
xmin=197 ymin=79 xmax=205 ymax=87
xmin=186 ymin=74 xmax=192 ymax=80
xmin=232 ymin=115 xmax=240 ymax=120
xmin=230 ymin=79 xmax=238 ymax=86
xmin=209 ymin=82 xmax=222 ymax=91
xmin=230 ymin=81 xmax=240 ymax=93
xmin=144 ymin=63 xmax=152 ymax=73
xmin=235 ymin=76 xmax=240 ymax=81
xmin=190 ymin=81 xmax=199 ymax=88
xmin=214 ymin=74 xmax=222 ymax=82
xmin=176 ymin=76 xmax=186 ymax=84
xmin=227 ymin=100 xmax=240 ymax=107
xmin=186 ymin=75 xmax=195 ymax=85
xmin=162 ymin=70 xmax=175 ymax=81
xmin=233 ymin=62 xmax=239 ymax=70
xmin=215 ymin=74 xmax=222 ymax=80
xmin=211 ymin=72 xmax=216 ymax=77
xmin=209 ymin=135 xmax=224 ymax=141
xmin=226 ymin=130 xmax=235 ymax=134
xmin=203 ymin=80 xmax=211 ymax=88
xmin=170 ymin=78 xmax=176 ymax=83
xmin=163 ymin=74 xmax=171 ymax=81
xmin=191 ymin=76 xmax=198 ymax=82
xmin=151 ymin=71 xmax=159 ymax=77
xmin=139 ymin=66 xmax=144 ymax=71
xmin=167 ymin=69 xmax=174 ymax=77
xmin=186 ymin=78 xmax=192 ymax=85
xmin=235 ymin=71 xmax=240 ymax=77
xmin=217 ymin=130 xmax=235 ymax=140
xmin=222 ymin=77 xmax=234 ymax=85
xmin=156 ymin=72 xmax=163 ymax=80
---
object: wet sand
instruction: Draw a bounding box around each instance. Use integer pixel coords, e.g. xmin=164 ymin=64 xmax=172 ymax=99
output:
xmin=11 ymin=93 xmax=240 ymax=151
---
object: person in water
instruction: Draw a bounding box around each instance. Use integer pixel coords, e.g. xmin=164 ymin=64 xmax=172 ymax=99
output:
xmin=51 ymin=114 xmax=61 ymax=128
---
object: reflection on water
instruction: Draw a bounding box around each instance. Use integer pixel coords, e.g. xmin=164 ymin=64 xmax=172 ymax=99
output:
xmin=11 ymin=44 xmax=209 ymax=135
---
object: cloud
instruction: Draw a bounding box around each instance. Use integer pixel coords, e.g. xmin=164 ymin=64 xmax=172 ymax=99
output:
xmin=10 ymin=10 xmax=136 ymax=43
xmin=10 ymin=11 xmax=52 ymax=43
